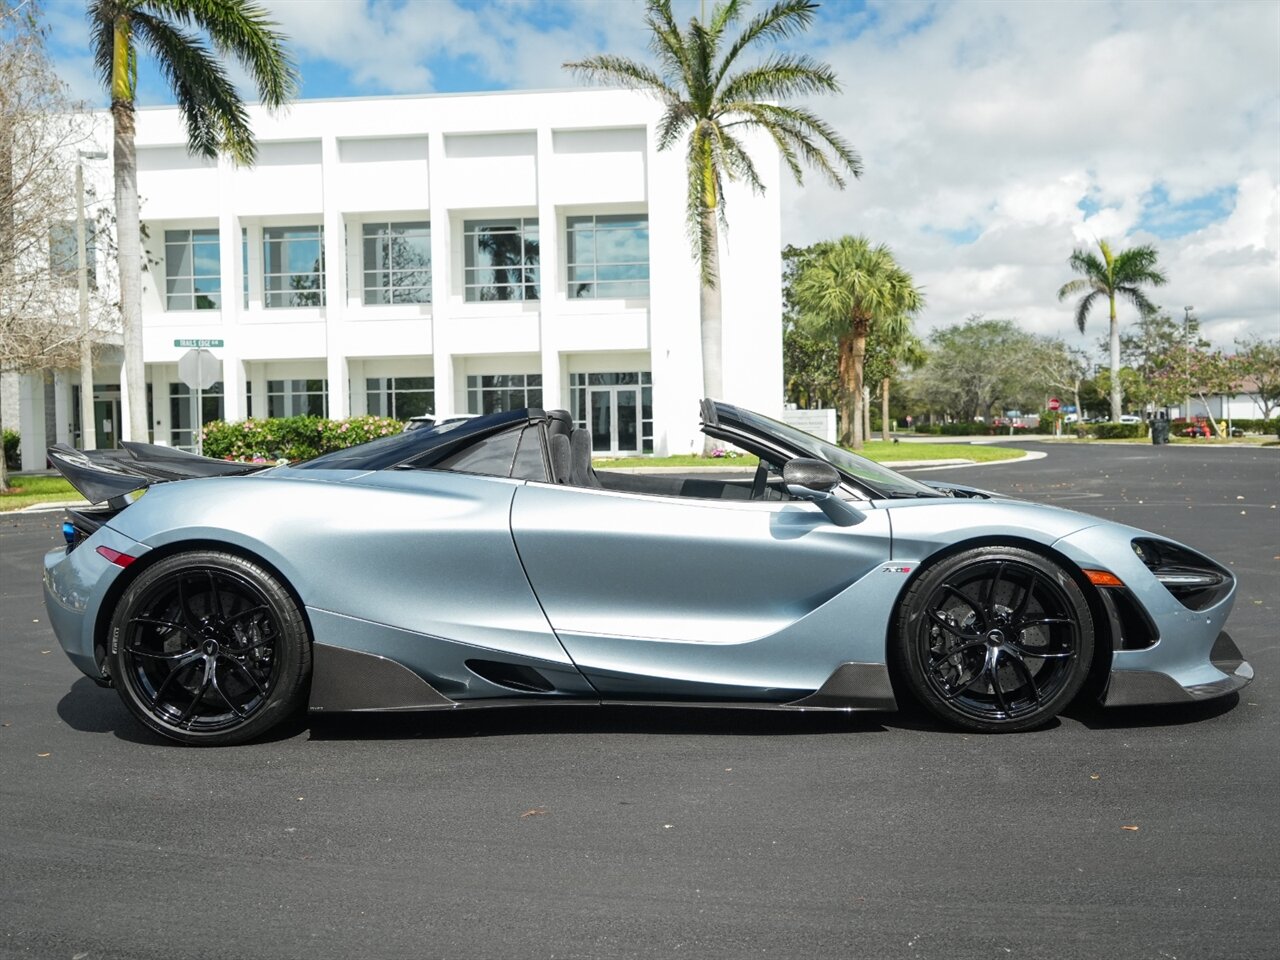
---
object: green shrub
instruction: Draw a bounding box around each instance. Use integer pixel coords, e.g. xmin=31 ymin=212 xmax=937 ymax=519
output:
xmin=1093 ymin=421 xmax=1149 ymax=440
xmin=2 ymin=428 xmax=18 ymax=470
xmin=201 ymin=415 xmax=404 ymax=462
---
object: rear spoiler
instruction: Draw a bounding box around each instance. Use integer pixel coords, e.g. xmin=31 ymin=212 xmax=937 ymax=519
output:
xmin=47 ymin=441 xmax=265 ymax=505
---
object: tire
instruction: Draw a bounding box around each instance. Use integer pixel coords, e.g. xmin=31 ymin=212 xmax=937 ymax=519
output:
xmin=108 ymin=551 xmax=311 ymax=746
xmin=894 ymin=546 xmax=1094 ymax=733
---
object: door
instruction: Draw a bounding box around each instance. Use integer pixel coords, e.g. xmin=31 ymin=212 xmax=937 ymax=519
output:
xmin=587 ymin=386 xmax=641 ymax=455
xmin=510 ymin=483 xmax=893 ymax=700
xmin=94 ymin=398 xmax=120 ymax=450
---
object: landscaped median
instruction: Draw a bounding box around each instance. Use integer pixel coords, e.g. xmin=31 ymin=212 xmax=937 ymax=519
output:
xmin=594 ymin=441 xmax=1028 ymax=469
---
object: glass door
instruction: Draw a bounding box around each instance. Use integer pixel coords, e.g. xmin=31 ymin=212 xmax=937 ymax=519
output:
xmin=587 ymin=387 xmax=641 ymax=455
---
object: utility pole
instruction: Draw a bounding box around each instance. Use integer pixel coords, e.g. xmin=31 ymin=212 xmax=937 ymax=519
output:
xmin=1183 ymin=305 xmax=1195 ymax=421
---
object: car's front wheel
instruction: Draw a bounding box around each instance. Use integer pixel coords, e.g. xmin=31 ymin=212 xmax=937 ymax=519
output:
xmin=108 ymin=551 xmax=310 ymax=746
xmin=894 ymin=546 xmax=1094 ymax=732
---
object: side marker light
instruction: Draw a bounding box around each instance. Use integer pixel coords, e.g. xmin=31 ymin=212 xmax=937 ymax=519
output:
xmin=1083 ymin=569 xmax=1124 ymax=587
xmin=95 ymin=546 xmax=136 ymax=568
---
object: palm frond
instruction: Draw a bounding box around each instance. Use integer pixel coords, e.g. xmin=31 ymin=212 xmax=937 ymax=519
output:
xmin=643 ymin=0 xmax=694 ymax=92
xmin=714 ymin=124 xmax=764 ymax=195
xmin=1056 ymin=277 xmax=1092 ymax=302
xmin=686 ymin=126 xmax=722 ymax=287
xmin=724 ymin=101 xmax=861 ymax=186
xmin=717 ymin=54 xmax=840 ymax=103
xmin=655 ymin=103 xmax=694 ymax=152
xmin=86 ymin=0 xmax=119 ymax=95
xmin=563 ymin=53 xmax=677 ymax=102
xmin=1117 ymin=286 xmax=1160 ymax=317
xmin=1072 ymin=289 xmax=1101 ymax=334
xmin=146 ymin=0 xmax=297 ymax=108
xmin=714 ymin=0 xmax=818 ymax=89
xmin=132 ymin=10 xmax=252 ymax=162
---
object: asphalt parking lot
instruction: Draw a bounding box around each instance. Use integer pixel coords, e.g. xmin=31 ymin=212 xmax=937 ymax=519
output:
xmin=1 ymin=441 xmax=1276 ymax=960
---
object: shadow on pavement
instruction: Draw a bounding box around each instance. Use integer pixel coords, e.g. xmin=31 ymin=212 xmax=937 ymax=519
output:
xmin=1063 ymin=692 xmax=1242 ymax=729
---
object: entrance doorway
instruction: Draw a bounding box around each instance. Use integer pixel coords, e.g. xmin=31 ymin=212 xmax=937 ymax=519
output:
xmin=571 ymin=372 xmax=653 ymax=455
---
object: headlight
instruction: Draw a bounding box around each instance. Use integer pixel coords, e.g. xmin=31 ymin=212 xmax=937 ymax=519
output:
xmin=1132 ymin=538 xmax=1232 ymax=610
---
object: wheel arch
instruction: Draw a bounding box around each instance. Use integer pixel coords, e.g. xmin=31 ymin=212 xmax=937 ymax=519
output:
xmin=884 ymin=534 xmax=1114 ymax=699
xmin=92 ymin=537 xmax=316 ymax=679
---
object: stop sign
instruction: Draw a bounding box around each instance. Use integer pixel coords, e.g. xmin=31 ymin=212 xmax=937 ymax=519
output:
xmin=1048 ymin=397 xmax=1061 ymax=411
xmin=178 ymin=348 xmax=222 ymax=390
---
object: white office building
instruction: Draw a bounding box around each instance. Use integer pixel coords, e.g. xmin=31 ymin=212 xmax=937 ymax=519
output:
xmin=7 ymin=88 xmax=783 ymax=469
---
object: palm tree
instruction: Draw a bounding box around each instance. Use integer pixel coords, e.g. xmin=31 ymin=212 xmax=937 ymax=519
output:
xmin=89 ymin=0 xmax=296 ymax=441
xmin=1057 ymin=238 xmax=1166 ymax=422
xmin=566 ymin=0 xmax=860 ymax=453
xmin=791 ymin=235 xmax=924 ymax=449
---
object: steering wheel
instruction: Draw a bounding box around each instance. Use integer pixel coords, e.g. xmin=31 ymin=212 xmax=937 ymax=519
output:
xmin=750 ymin=460 xmax=770 ymax=500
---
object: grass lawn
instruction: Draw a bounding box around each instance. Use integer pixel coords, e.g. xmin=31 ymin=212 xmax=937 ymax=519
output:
xmin=595 ymin=442 xmax=1024 ymax=469
xmin=0 ymin=475 xmax=82 ymax=512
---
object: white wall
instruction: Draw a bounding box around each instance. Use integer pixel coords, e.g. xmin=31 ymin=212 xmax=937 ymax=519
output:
xmin=120 ymin=89 xmax=783 ymax=455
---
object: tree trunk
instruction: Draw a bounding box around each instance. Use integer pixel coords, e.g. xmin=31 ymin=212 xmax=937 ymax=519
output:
xmin=849 ymin=318 xmax=868 ymax=450
xmin=881 ymin=377 xmax=891 ymax=442
xmin=1108 ymin=291 xmax=1122 ymax=421
xmin=699 ymin=206 xmax=722 ymax=456
xmin=1 ymin=117 xmax=11 ymax=490
xmin=836 ymin=333 xmax=855 ymax=446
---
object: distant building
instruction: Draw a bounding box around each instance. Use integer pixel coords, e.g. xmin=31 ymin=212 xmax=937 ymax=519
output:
xmin=5 ymin=88 xmax=783 ymax=468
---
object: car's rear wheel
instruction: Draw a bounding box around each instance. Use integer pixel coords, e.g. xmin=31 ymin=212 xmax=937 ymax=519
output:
xmin=108 ymin=551 xmax=310 ymax=746
xmin=894 ymin=546 xmax=1093 ymax=732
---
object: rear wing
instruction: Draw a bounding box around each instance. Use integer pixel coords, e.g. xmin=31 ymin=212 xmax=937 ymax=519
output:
xmin=47 ymin=441 xmax=265 ymax=504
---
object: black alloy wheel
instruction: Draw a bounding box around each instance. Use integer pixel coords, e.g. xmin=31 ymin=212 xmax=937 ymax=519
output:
xmin=895 ymin=546 xmax=1094 ymax=732
xmin=109 ymin=551 xmax=310 ymax=746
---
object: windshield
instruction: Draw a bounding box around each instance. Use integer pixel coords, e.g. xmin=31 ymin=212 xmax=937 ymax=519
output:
xmin=296 ymin=409 xmax=528 ymax=471
xmin=717 ymin=405 xmax=944 ymax=499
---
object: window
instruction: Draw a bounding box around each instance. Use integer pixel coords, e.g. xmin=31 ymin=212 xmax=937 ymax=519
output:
xmin=263 ymin=226 xmax=325 ymax=307
xmin=267 ymin=379 xmax=328 ymax=418
xmin=464 ymin=218 xmax=539 ymax=301
xmin=49 ymin=221 xmax=96 ymax=287
xmin=436 ymin=426 xmax=522 ymax=478
xmin=165 ymin=228 xmax=220 ymax=309
xmin=367 ymin=376 xmax=434 ymax=420
xmin=466 ymin=374 xmax=542 ymax=415
xmin=363 ymin=222 xmax=431 ymax=304
xmin=169 ymin=381 xmax=225 ymax=450
xmin=566 ymin=214 xmax=649 ymax=299
xmin=241 ymin=227 xmax=248 ymax=308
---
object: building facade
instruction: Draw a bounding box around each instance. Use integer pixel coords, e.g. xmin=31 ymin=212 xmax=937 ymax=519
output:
xmin=9 ymin=88 xmax=783 ymax=468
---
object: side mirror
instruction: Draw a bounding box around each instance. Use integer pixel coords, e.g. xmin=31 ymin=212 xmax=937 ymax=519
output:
xmin=782 ymin=458 xmax=862 ymax=527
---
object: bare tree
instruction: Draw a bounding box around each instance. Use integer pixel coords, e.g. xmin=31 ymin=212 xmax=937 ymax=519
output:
xmin=1 ymin=1 xmax=117 ymax=488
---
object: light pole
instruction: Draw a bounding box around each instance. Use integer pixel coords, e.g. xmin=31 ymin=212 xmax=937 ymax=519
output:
xmin=76 ymin=150 xmax=107 ymax=450
xmin=1183 ymin=305 xmax=1194 ymax=421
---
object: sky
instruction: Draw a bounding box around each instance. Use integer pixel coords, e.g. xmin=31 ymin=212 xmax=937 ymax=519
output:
xmin=43 ymin=0 xmax=1280 ymax=352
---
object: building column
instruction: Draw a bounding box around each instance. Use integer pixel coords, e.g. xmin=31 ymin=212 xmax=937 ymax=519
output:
xmin=427 ymin=130 xmax=454 ymax=416
xmin=534 ymin=126 xmax=562 ymax=409
xmin=348 ymin=359 xmax=367 ymax=416
xmin=321 ymin=136 xmax=349 ymax=419
xmin=52 ymin=371 xmax=71 ymax=444
xmin=18 ymin=372 xmax=46 ymax=471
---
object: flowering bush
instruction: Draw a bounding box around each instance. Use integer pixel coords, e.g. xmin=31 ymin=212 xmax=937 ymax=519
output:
xmin=202 ymin=415 xmax=404 ymax=462
xmin=709 ymin=447 xmax=741 ymax=459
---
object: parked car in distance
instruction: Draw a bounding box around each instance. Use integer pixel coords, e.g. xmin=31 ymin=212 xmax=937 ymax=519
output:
xmin=1118 ymin=415 xmax=1142 ymax=424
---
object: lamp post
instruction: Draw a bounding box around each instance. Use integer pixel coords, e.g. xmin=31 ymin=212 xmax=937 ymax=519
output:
xmin=1183 ymin=305 xmax=1194 ymax=422
xmin=76 ymin=150 xmax=107 ymax=451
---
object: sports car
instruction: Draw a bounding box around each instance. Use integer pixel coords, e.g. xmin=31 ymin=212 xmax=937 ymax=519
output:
xmin=42 ymin=400 xmax=1253 ymax=745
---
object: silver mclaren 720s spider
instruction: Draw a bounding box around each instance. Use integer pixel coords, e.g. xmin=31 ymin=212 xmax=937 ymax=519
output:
xmin=42 ymin=400 xmax=1253 ymax=745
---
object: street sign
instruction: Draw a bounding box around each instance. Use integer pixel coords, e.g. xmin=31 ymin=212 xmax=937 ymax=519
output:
xmin=1048 ymin=397 xmax=1061 ymax=411
xmin=178 ymin=349 xmax=222 ymax=390
xmin=173 ymin=338 xmax=224 ymax=348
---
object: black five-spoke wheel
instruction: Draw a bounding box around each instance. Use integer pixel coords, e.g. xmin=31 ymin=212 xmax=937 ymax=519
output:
xmin=109 ymin=551 xmax=310 ymax=745
xmin=895 ymin=546 xmax=1094 ymax=732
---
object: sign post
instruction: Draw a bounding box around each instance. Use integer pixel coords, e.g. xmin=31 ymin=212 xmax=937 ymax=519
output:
xmin=177 ymin=348 xmax=222 ymax=456
xmin=1048 ymin=397 xmax=1061 ymax=437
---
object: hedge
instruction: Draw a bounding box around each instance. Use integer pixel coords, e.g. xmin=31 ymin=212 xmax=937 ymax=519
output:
xmin=1092 ymin=421 xmax=1149 ymax=440
xmin=2 ymin=428 xmax=18 ymax=470
xmin=201 ymin=415 xmax=405 ymax=462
